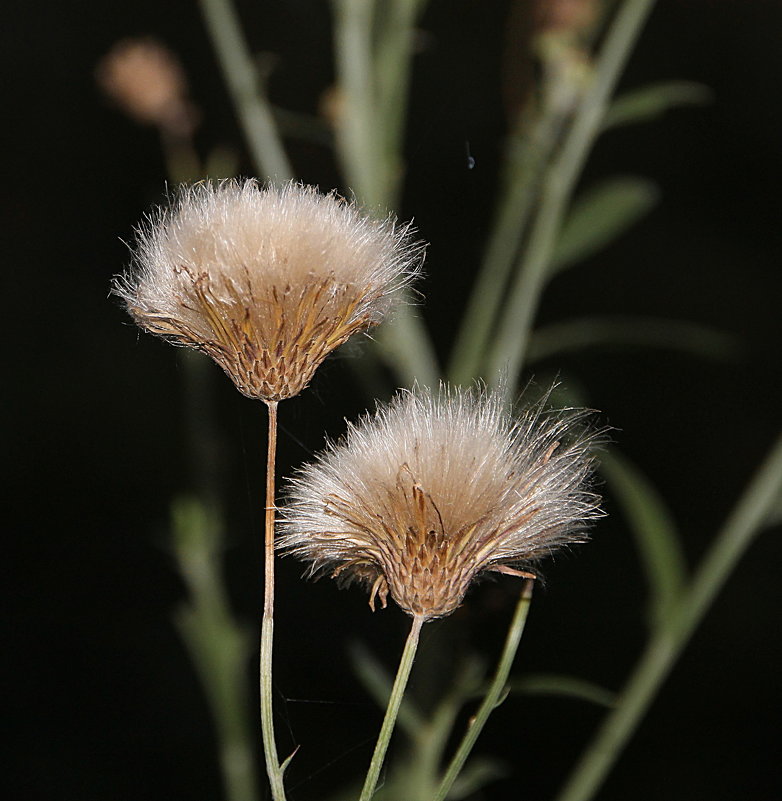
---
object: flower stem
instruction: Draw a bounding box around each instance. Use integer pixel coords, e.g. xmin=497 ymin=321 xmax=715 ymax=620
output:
xmin=434 ymin=579 xmax=535 ymax=801
xmin=359 ymin=614 xmax=425 ymax=801
xmin=553 ymin=430 xmax=782 ymax=801
xmin=260 ymin=400 xmax=286 ymax=801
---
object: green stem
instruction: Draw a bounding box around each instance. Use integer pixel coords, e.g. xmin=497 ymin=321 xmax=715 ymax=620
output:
xmin=260 ymin=401 xmax=286 ymax=801
xmin=198 ymin=0 xmax=293 ymax=182
xmin=359 ymin=614 xmax=425 ymax=801
xmin=554 ymin=430 xmax=782 ymax=801
xmin=434 ymin=579 xmax=535 ymax=801
xmin=486 ymin=0 xmax=657 ymax=396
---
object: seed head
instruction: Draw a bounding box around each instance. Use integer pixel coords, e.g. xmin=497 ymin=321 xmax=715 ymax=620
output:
xmin=114 ymin=179 xmax=423 ymax=401
xmin=278 ymin=386 xmax=603 ymax=620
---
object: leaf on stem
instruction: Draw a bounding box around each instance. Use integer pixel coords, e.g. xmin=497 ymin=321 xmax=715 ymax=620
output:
xmin=280 ymin=746 xmax=300 ymax=775
xmin=527 ymin=316 xmax=740 ymax=364
xmin=446 ymin=757 xmax=509 ymax=800
xmin=551 ymin=176 xmax=659 ymax=273
xmin=601 ymin=451 xmax=687 ymax=628
xmin=505 ymin=674 xmax=616 ymax=708
xmin=603 ymin=80 xmax=713 ymax=130
xmin=348 ymin=641 xmax=425 ymax=737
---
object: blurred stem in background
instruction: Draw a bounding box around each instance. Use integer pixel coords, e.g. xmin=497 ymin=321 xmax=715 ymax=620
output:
xmin=172 ymin=499 xmax=259 ymax=801
xmin=332 ymin=0 xmax=440 ymax=388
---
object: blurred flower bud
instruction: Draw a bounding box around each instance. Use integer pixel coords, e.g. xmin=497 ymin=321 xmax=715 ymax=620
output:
xmin=96 ymin=38 xmax=198 ymax=137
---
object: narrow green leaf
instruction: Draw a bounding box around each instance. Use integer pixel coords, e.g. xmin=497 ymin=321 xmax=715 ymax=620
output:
xmin=506 ymin=674 xmax=616 ymax=708
xmin=551 ymin=177 xmax=659 ymax=272
xmin=348 ymin=641 xmax=425 ymax=737
xmin=527 ymin=315 xmax=740 ymax=364
xmin=603 ymin=80 xmax=713 ymax=130
xmin=446 ymin=757 xmax=509 ymax=800
xmin=601 ymin=451 xmax=688 ymax=627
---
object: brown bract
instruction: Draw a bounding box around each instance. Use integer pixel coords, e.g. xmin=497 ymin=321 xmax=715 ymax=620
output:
xmin=279 ymin=386 xmax=603 ymax=620
xmin=114 ymin=179 xmax=423 ymax=401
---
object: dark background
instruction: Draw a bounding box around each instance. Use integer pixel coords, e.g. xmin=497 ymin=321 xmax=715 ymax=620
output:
xmin=5 ymin=1 xmax=782 ymax=800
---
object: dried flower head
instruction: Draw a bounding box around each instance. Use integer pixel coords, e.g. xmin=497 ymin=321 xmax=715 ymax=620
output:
xmin=279 ymin=386 xmax=603 ymax=620
xmin=114 ymin=179 xmax=423 ymax=401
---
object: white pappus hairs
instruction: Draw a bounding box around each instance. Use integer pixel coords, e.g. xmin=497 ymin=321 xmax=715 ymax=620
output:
xmin=113 ymin=178 xmax=424 ymax=401
xmin=278 ymin=384 xmax=604 ymax=620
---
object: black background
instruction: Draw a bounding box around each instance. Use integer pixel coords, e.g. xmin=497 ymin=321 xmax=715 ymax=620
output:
xmin=5 ymin=1 xmax=782 ymax=800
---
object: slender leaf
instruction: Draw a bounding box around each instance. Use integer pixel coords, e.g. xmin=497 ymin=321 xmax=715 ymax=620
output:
xmin=603 ymin=80 xmax=712 ymax=130
xmin=348 ymin=641 xmax=425 ymax=737
xmin=506 ymin=674 xmax=616 ymax=708
xmin=446 ymin=757 xmax=509 ymax=800
xmin=601 ymin=451 xmax=688 ymax=627
xmin=551 ymin=177 xmax=659 ymax=273
xmin=527 ymin=315 xmax=740 ymax=364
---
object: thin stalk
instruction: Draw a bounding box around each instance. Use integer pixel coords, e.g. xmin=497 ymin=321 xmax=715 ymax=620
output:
xmin=260 ymin=401 xmax=286 ymax=801
xmin=486 ymin=0 xmax=657 ymax=395
xmin=198 ymin=0 xmax=292 ymax=182
xmin=360 ymin=614 xmax=425 ymax=801
xmin=554 ymin=430 xmax=782 ymax=801
xmin=434 ymin=579 xmax=535 ymax=801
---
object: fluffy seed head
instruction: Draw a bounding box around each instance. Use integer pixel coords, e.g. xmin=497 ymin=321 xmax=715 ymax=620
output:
xmin=278 ymin=386 xmax=603 ymax=620
xmin=114 ymin=179 xmax=423 ymax=401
